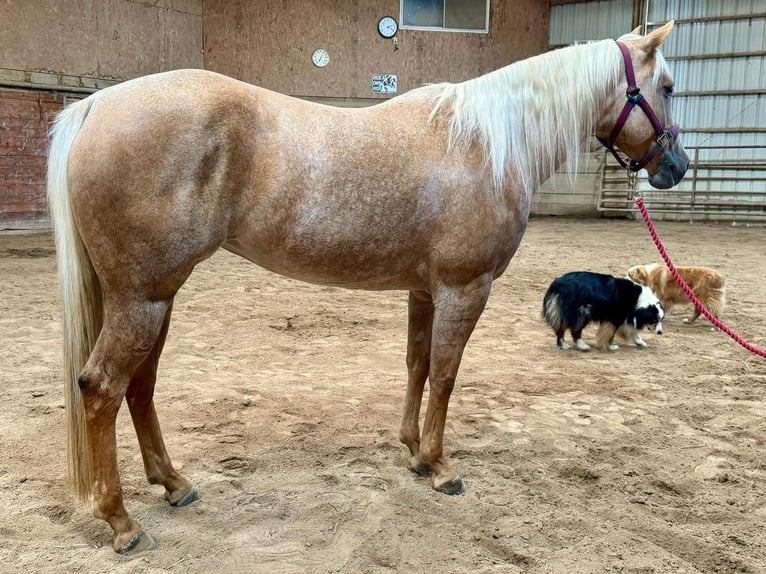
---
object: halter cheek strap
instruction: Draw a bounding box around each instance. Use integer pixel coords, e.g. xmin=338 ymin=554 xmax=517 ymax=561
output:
xmin=597 ymin=41 xmax=680 ymax=172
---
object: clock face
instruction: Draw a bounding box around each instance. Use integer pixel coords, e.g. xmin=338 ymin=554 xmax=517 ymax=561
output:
xmin=312 ymin=48 xmax=330 ymax=68
xmin=378 ymin=16 xmax=398 ymax=38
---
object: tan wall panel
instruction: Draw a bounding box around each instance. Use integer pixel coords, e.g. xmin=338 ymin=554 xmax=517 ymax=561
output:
xmin=203 ymin=0 xmax=550 ymax=99
xmin=0 ymin=0 xmax=202 ymax=82
xmin=0 ymin=0 xmax=100 ymax=77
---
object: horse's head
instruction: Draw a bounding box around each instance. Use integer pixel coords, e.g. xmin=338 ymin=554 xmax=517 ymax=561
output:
xmin=596 ymin=20 xmax=689 ymax=189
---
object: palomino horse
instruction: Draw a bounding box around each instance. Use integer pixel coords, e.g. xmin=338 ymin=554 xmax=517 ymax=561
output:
xmin=47 ymin=22 xmax=687 ymax=553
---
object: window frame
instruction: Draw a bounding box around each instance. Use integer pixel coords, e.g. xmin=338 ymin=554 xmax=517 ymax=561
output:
xmin=399 ymin=0 xmax=490 ymax=34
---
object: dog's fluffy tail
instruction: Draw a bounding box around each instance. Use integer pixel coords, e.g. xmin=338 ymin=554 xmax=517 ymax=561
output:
xmin=543 ymin=291 xmax=591 ymax=333
xmin=703 ymin=287 xmax=726 ymax=318
xmin=542 ymin=292 xmax=563 ymax=330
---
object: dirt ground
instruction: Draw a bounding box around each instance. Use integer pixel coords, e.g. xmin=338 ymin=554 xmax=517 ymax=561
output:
xmin=0 ymin=217 xmax=764 ymax=574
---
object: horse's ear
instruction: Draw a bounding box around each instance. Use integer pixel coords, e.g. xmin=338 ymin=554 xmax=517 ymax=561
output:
xmin=638 ymin=20 xmax=674 ymax=52
xmin=631 ymin=25 xmax=642 ymax=35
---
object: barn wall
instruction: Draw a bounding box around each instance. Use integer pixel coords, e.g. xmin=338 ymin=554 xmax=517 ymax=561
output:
xmin=202 ymin=0 xmax=550 ymax=101
xmin=0 ymin=0 xmax=203 ymax=229
xmin=0 ymin=0 xmax=203 ymax=87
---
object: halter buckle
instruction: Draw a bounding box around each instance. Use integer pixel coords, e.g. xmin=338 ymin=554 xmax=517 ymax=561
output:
xmin=656 ymin=130 xmax=672 ymax=149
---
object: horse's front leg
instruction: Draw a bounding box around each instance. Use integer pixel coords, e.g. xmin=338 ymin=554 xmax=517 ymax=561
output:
xmin=416 ymin=275 xmax=492 ymax=495
xmin=79 ymin=299 xmax=170 ymax=554
xmin=400 ymin=291 xmax=434 ymax=474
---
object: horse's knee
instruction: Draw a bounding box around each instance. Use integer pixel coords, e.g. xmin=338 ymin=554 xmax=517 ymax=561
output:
xmin=429 ymin=376 xmax=456 ymax=394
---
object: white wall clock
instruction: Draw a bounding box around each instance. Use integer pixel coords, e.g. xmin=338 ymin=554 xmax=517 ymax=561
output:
xmin=377 ymin=16 xmax=398 ymax=39
xmin=311 ymin=48 xmax=330 ymax=68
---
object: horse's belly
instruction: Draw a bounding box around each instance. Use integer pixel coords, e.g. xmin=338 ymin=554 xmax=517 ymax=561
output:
xmin=223 ymin=233 xmax=426 ymax=290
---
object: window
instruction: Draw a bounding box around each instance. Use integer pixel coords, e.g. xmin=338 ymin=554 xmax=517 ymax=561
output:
xmin=401 ymin=0 xmax=489 ymax=33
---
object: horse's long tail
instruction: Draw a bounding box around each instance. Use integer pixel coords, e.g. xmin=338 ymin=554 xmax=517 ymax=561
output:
xmin=47 ymin=96 xmax=102 ymax=500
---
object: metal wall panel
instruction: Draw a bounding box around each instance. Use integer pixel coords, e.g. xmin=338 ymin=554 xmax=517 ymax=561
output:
xmin=644 ymin=0 xmax=766 ymax=220
xmin=648 ymin=0 xmax=764 ymax=20
xmin=549 ymin=0 xmax=632 ymax=45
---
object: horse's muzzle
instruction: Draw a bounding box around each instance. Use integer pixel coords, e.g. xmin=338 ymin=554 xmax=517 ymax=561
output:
xmin=648 ymin=140 xmax=690 ymax=189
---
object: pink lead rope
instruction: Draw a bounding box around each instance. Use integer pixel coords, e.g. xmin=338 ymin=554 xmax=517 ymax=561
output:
xmin=635 ymin=196 xmax=766 ymax=358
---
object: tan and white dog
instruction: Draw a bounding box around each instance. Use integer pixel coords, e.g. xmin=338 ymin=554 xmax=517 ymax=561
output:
xmin=627 ymin=263 xmax=725 ymax=326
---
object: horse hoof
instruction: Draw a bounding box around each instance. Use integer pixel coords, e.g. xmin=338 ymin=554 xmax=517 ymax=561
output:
xmin=434 ymin=476 xmax=465 ymax=495
xmin=116 ymin=530 xmax=157 ymax=555
xmin=169 ymin=487 xmax=199 ymax=507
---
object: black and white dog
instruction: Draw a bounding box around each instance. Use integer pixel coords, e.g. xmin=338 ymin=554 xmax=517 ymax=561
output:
xmin=542 ymin=271 xmax=664 ymax=351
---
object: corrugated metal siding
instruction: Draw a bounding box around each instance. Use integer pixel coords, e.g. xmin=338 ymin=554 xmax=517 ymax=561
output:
xmin=549 ymin=0 xmax=632 ymax=45
xmin=640 ymin=0 xmax=766 ymax=220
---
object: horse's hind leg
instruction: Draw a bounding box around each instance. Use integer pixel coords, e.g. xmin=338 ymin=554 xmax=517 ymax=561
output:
xmin=126 ymin=301 xmax=198 ymax=507
xmin=416 ymin=275 xmax=492 ymax=495
xmin=79 ymin=298 xmax=172 ymax=554
xmin=399 ymin=291 xmax=434 ymax=474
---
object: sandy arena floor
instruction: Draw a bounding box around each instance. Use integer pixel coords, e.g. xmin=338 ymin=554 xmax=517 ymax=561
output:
xmin=0 ymin=217 xmax=764 ymax=574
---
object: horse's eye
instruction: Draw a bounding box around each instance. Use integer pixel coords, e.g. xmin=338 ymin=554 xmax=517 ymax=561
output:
xmin=663 ymin=85 xmax=674 ymax=97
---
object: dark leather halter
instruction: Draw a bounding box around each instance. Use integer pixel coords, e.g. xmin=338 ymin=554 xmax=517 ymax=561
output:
xmin=597 ymin=41 xmax=680 ymax=172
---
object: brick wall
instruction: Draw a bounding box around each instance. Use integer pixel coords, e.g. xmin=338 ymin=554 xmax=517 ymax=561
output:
xmin=0 ymin=88 xmax=69 ymax=229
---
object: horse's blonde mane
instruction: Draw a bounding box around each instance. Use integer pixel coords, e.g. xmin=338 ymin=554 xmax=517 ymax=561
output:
xmin=409 ymin=39 xmax=635 ymax=196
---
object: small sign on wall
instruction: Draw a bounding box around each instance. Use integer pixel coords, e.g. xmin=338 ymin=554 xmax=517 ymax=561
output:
xmin=372 ymin=74 xmax=397 ymax=94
